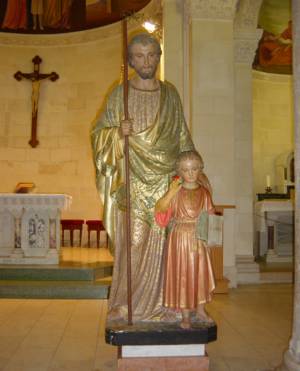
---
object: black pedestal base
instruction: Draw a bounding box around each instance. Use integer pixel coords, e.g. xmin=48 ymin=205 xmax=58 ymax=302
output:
xmin=106 ymin=320 xmax=217 ymax=346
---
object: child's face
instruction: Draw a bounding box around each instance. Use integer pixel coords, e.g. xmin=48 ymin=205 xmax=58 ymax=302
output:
xmin=178 ymin=159 xmax=202 ymax=184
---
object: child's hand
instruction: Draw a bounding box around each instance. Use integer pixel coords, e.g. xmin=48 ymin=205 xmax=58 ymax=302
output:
xmin=169 ymin=177 xmax=182 ymax=194
xmin=155 ymin=176 xmax=181 ymax=213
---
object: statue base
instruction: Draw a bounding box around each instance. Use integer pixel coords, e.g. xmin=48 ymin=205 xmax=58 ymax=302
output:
xmin=118 ymin=354 xmax=209 ymax=371
xmin=106 ymin=320 xmax=217 ymax=345
xmin=106 ymin=320 xmax=217 ymax=371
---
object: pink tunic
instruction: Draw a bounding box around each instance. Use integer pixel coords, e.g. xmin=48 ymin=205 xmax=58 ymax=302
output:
xmin=156 ymin=186 xmax=215 ymax=310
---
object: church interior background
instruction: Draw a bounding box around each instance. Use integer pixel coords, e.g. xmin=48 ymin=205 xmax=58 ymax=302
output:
xmin=0 ymin=0 xmax=299 ymax=370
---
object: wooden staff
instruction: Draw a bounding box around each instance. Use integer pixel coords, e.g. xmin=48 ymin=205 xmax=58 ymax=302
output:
xmin=122 ymin=18 xmax=133 ymax=326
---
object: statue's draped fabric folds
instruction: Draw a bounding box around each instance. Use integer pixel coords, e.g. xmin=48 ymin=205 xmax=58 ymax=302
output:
xmin=91 ymin=81 xmax=194 ymax=321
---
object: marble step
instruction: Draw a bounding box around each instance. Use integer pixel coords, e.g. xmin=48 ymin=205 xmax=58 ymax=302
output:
xmin=259 ymin=271 xmax=293 ymax=283
xmin=258 ymin=260 xmax=293 ymax=283
xmin=0 ymin=278 xmax=111 ymax=299
xmin=0 ymin=262 xmax=113 ymax=281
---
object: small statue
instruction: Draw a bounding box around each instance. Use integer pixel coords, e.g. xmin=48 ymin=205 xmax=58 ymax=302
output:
xmin=155 ymin=150 xmax=215 ymax=329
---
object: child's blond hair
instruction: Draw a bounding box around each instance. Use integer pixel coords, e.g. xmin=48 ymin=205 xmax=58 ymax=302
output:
xmin=175 ymin=150 xmax=204 ymax=173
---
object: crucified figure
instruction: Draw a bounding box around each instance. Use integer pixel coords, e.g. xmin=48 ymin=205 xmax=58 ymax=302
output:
xmin=14 ymin=55 xmax=59 ymax=148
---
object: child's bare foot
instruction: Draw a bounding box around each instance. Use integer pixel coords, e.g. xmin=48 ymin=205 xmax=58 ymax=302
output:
xmin=180 ymin=309 xmax=192 ymax=329
xmin=195 ymin=305 xmax=214 ymax=323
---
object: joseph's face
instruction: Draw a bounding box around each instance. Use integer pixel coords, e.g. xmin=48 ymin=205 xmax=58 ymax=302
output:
xmin=130 ymin=43 xmax=160 ymax=80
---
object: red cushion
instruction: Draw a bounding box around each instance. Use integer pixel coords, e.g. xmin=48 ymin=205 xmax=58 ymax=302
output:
xmin=86 ymin=220 xmax=103 ymax=225
xmin=86 ymin=220 xmax=105 ymax=231
xmin=61 ymin=219 xmax=84 ymax=226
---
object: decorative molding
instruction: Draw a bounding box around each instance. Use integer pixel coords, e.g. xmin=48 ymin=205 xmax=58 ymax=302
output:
xmin=0 ymin=0 xmax=158 ymax=47
xmin=189 ymin=0 xmax=239 ymax=20
xmin=234 ymin=31 xmax=262 ymax=63
xmin=0 ymin=23 xmax=120 ymax=47
xmin=252 ymin=70 xmax=292 ymax=83
xmin=0 ymin=194 xmax=72 ymax=210
xmin=234 ymin=0 xmax=263 ymax=33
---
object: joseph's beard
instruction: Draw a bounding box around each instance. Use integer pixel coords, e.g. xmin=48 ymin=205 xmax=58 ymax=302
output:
xmin=139 ymin=72 xmax=155 ymax=79
xmin=136 ymin=67 xmax=158 ymax=80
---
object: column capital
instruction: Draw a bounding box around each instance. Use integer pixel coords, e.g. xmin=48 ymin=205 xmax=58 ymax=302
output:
xmin=233 ymin=0 xmax=263 ymax=64
xmin=234 ymin=30 xmax=262 ymax=64
xmin=188 ymin=0 xmax=239 ymax=20
xmin=234 ymin=0 xmax=263 ymax=33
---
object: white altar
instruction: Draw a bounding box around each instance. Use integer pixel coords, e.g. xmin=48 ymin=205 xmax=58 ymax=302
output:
xmin=255 ymin=199 xmax=294 ymax=262
xmin=0 ymin=194 xmax=72 ymax=264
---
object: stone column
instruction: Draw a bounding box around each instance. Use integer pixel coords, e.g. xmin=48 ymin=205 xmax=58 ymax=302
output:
xmin=277 ymin=1 xmax=300 ymax=369
xmin=163 ymin=0 xmax=184 ymax=97
xmin=188 ymin=0 xmax=239 ymax=286
xmin=233 ymin=0 xmax=262 ymax=283
xmin=163 ymin=0 xmax=190 ymax=122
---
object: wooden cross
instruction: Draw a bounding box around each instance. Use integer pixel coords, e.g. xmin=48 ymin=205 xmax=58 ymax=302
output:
xmin=14 ymin=56 xmax=59 ymax=148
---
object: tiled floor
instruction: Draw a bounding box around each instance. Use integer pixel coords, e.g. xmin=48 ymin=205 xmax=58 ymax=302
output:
xmin=206 ymin=284 xmax=293 ymax=370
xmin=0 ymin=284 xmax=293 ymax=371
xmin=60 ymin=247 xmax=113 ymax=266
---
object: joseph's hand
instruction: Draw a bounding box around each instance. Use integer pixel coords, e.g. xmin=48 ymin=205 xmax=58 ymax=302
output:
xmin=120 ymin=119 xmax=133 ymax=137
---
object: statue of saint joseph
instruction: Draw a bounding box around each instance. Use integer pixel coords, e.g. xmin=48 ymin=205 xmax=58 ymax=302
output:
xmin=91 ymin=33 xmax=199 ymax=322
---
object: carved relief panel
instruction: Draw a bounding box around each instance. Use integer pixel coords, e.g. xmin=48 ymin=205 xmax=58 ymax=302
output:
xmin=21 ymin=210 xmax=49 ymax=257
xmin=0 ymin=211 xmax=14 ymax=255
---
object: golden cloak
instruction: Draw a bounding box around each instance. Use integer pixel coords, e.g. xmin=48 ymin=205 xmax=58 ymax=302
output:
xmin=91 ymin=80 xmax=194 ymax=320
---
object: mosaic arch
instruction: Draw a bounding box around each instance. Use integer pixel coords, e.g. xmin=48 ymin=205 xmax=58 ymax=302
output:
xmin=253 ymin=0 xmax=292 ymax=74
xmin=0 ymin=0 xmax=151 ymax=34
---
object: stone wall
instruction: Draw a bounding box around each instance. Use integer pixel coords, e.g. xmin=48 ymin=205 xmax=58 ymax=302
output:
xmin=253 ymin=70 xmax=294 ymax=194
xmin=0 ymin=27 xmax=124 ymax=245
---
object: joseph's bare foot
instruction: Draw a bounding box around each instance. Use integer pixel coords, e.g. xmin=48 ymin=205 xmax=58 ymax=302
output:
xmin=180 ymin=318 xmax=191 ymax=329
xmin=161 ymin=310 xmax=177 ymax=322
xmin=108 ymin=307 xmax=127 ymax=321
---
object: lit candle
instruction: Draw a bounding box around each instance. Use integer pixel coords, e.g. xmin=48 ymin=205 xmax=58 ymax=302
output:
xmin=266 ymin=175 xmax=271 ymax=188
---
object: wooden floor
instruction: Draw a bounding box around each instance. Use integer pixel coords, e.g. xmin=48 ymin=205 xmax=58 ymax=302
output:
xmin=0 ymin=283 xmax=293 ymax=371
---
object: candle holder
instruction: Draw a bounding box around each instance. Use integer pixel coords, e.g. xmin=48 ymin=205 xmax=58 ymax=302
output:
xmin=265 ymin=186 xmax=272 ymax=194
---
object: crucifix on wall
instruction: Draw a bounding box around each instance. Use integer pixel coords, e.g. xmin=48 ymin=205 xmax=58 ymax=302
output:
xmin=14 ymin=56 xmax=59 ymax=148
